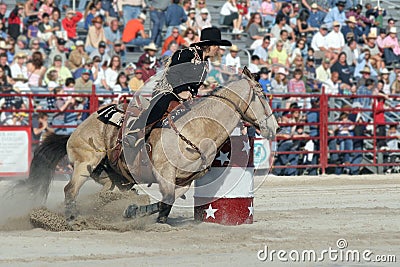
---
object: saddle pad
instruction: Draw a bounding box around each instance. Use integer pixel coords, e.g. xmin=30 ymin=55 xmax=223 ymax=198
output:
xmin=97 ymin=104 xmax=125 ymax=128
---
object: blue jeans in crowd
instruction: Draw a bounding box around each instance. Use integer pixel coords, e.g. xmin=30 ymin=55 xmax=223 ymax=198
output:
xmin=338 ymin=133 xmax=353 ymax=163
xmin=58 ymin=0 xmax=70 ymax=10
xmin=78 ymin=0 xmax=88 ymax=10
xmin=126 ymin=36 xmax=151 ymax=47
xmin=150 ymin=10 xmax=165 ymax=47
xmin=123 ymin=5 xmax=141 ymax=24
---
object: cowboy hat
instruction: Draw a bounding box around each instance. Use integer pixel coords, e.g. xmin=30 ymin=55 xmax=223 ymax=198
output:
xmin=277 ymin=67 xmax=287 ymax=75
xmin=91 ymin=16 xmax=103 ymax=24
xmin=229 ymin=45 xmax=239 ymax=52
xmin=389 ymin=27 xmax=397 ymax=34
xmin=380 ymin=68 xmax=390 ymax=75
xmin=367 ymin=32 xmax=377 ymax=39
xmin=139 ymin=13 xmax=146 ymax=20
xmin=143 ymin=43 xmax=158 ymax=51
xmin=15 ymin=52 xmax=27 ymax=58
xmin=0 ymin=41 xmax=10 ymax=50
xmin=360 ymin=66 xmax=371 ymax=74
xmin=311 ymin=3 xmax=318 ymax=9
xmin=346 ymin=16 xmax=357 ymax=24
xmin=13 ymin=74 xmax=28 ymax=82
xmin=190 ymin=27 xmax=232 ymax=47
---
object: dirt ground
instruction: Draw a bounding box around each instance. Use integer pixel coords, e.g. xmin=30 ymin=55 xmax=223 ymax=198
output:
xmin=0 ymin=174 xmax=399 ymax=267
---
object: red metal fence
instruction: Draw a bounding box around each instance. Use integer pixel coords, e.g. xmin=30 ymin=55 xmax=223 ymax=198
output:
xmin=1 ymin=86 xmax=400 ymax=175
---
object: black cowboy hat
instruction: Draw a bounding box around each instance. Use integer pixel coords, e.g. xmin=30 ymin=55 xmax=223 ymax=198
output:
xmin=190 ymin=27 xmax=232 ymax=47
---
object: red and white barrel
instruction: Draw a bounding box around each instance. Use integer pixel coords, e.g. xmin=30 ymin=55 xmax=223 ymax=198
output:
xmin=194 ymin=128 xmax=254 ymax=225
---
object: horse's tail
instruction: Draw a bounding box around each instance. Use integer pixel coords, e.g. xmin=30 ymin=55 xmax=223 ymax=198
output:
xmin=21 ymin=133 xmax=70 ymax=201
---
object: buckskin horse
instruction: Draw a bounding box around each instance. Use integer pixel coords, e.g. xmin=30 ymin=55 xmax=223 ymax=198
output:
xmin=23 ymin=72 xmax=279 ymax=223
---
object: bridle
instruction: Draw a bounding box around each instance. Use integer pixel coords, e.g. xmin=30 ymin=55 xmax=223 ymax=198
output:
xmin=208 ymin=80 xmax=276 ymax=139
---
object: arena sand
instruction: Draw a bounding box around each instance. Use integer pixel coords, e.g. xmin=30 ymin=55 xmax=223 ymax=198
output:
xmin=0 ymin=174 xmax=399 ymax=266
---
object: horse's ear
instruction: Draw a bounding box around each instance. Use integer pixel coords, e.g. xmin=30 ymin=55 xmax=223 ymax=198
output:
xmin=242 ymin=66 xmax=253 ymax=80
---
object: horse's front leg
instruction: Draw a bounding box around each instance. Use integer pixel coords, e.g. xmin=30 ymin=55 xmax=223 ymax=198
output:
xmin=64 ymin=162 xmax=89 ymax=221
xmin=156 ymin=166 xmax=177 ymax=223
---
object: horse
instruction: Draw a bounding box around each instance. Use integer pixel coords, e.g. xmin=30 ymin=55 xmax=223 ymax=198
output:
xmin=23 ymin=73 xmax=279 ymax=224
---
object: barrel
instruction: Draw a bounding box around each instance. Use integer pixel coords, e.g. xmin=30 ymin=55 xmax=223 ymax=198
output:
xmin=194 ymin=128 xmax=254 ymax=225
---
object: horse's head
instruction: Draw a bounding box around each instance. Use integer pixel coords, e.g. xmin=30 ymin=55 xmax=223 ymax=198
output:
xmin=234 ymin=67 xmax=279 ymax=139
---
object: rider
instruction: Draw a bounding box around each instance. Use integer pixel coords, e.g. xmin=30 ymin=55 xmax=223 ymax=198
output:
xmin=126 ymin=27 xmax=232 ymax=149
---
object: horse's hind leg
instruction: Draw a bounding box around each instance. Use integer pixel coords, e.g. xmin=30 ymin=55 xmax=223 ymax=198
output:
xmin=64 ymin=162 xmax=90 ymax=221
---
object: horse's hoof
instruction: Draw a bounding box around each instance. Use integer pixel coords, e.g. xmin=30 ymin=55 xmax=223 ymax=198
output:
xmin=123 ymin=204 xmax=138 ymax=218
xmin=156 ymin=216 xmax=168 ymax=224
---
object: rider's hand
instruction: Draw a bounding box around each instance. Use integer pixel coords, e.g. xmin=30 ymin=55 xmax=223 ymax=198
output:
xmin=178 ymin=91 xmax=192 ymax=100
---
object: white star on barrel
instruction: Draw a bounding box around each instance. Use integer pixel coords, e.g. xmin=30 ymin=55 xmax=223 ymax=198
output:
xmin=242 ymin=140 xmax=251 ymax=155
xmin=248 ymin=202 xmax=254 ymax=216
xmin=216 ymin=151 xmax=230 ymax=165
xmin=204 ymin=204 xmax=218 ymax=219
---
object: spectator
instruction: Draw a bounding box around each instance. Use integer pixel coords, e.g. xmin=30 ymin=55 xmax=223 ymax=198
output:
xmin=271 ymin=67 xmax=288 ymax=94
xmin=271 ymin=16 xmax=295 ymax=43
xmin=341 ymin=16 xmax=364 ymax=44
xmin=64 ymin=77 xmax=76 ymax=93
xmin=356 ymin=66 xmax=372 ymax=88
xmin=128 ymin=68 xmax=144 ymax=91
xmin=162 ymin=41 xmax=179 ymax=58
xmin=51 ymin=87 xmax=76 ymax=134
xmin=38 ymin=12 xmax=58 ymax=48
xmin=276 ymin=2 xmax=294 ymax=27
xmin=290 ymin=38 xmax=307 ymax=64
xmin=260 ymin=0 xmax=276 ymax=27
xmin=354 ymin=50 xmax=378 ymax=79
xmin=373 ymin=90 xmax=390 ymax=148
xmin=46 ymin=69 xmax=60 ymax=92
xmin=10 ymin=52 xmax=28 ymax=82
xmin=342 ymin=39 xmax=358 ymax=72
xmin=165 ymin=0 xmax=188 ymax=38
xmin=185 ymin=9 xmax=198 ymax=31
xmin=84 ymin=2 xmax=97 ymax=30
xmin=382 ymin=27 xmax=400 ymax=65
xmin=336 ymin=112 xmax=355 ymax=166
xmin=249 ymin=55 xmax=261 ymax=73
xmin=75 ymin=68 xmax=93 ymax=92
xmin=90 ymin=41 xmax=111 ymax=66
xmin=325 ymin=21 xmax=345 ymax=56
xmin=148 ymin=0 xmax=169 ymax=47
xmin=137 ymin=43 xmax=159 ymax=69
xmin=376 ymin=28 xmax=387 ymax=51
xmin=85 ymin=16 xmax=107 ymax=54
xmin=183 ymin=28 xmax=200 ymax=47
xmin=258 ymin=67 xmax=271 ymax=93
xmin=364 ymin=32 xmax=384 ymax=70
xmin=162 ymin=27 xmax=187 ymax=54
xmin=107 ymin=40 xmax=126 ymax=64
xmin=307 ymin=3 xmax=326 ymax=29
xmin=305 ymin=98 xmax=320 ymax=175
xmin=0 ymin=3 xmax=7 ymax=27
xmin=316 ymin=57 xmax=331 ymax=83
xmin=195 ymin=8 xmax=212 ymax=30
xmin=104 ymin=18 xmax=124 ymax=51
xmin=45 ymin=55 xmax=72 ymax=86
xmin=220 ymin=0 xmax=243 ymax=34
xmin=245 ymin=13 xmax=264 ymax=48
xmin=253 ymin=36 xmax=271 ymax=66
xmin=8 ymin=4 xmax=24 ymax=40
xmin=354 ymin=78 xmax=375 ymax=108
xmin=114 ymin=72 xmax=130 ymax=93
xmin=225 ymin=45 xmax=241 ymax=74
xmin=323 ymin=0 xmax=346 ymax=28
xmin=311 ymin=24 xmax=330 ymax=60
xmin=27 ymin=52 xmax=47 ymax=93
xmin=287 ymin=68 xmax=306 ymax=107
xmin=380 ymin=68 xmax=391 ymax=94
xmin=27 ymin=16 xmax=40 ymax=40
xmin=61 ymin=9 xmax=83 ymax=41
xmin=120 ymin=0 xmax=145 ymax=25
xmin=325 ymin=71 xmax=347 ymax=94
xmin=69 ymin=40 xmax=90 ymax=72
xmin=49 ymin=38 xmax=67 ymax=66
xmin=385 ymin=18 xmax=397 ymax=35
xmin=140 ymin=57 xmax=156 ymax=82
xmin=270 ymin=40 xmax=289 ymax=68
xmin=296 ymin=9 xmax=317 ymax=36
xmin=50 ymin=8 xmax=62 ymax=36
xmin=102 ymin=55 xmax=122 ymax=91
xmin=32 ymin=112 xmax=54 ymax=151
xmin=391 ymin=72 xmax=400 ymax=98
xmin=122 ymin=13 xmax=151 ymax=47
xmin=330 ymin=52 xmax=352 ymax=88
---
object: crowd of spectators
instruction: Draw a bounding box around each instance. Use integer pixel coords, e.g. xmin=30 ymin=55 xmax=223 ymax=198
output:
xmin=0 ymin=0 xmax=399 ymax=174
